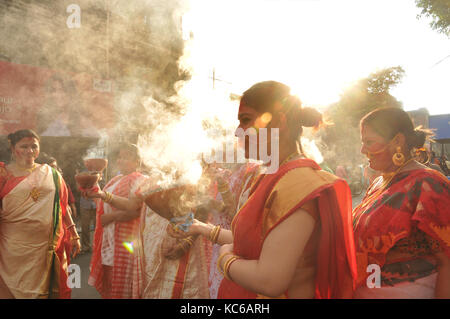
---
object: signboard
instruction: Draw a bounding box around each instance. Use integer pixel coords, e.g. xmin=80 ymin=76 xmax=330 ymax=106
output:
xmin=0 ymin=60 xmax=115 ymax=137
xmin=429 ymin=114 xmax=450 ymax=141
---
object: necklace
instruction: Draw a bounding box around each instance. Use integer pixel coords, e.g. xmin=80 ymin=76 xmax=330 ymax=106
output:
xmin=352 ymin=158 xmax=415 ymax=229
xmin=14 ymin=163 xmax=38 ymax=174
xmin=377 ymin=158 xmax=415 ymax=193
xmin=280 ymin=151 xmax=302 ymax=167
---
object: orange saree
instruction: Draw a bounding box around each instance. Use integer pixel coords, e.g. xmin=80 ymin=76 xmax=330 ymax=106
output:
xmin=217 ymin=159 xmax=357 ymax=299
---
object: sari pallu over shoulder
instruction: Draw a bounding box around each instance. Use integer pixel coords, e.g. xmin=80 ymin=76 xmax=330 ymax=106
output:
xmin=217 ymin=159 xmax=357 ymax=299
xmin=0 ymin=163 xmax=70 ymax=298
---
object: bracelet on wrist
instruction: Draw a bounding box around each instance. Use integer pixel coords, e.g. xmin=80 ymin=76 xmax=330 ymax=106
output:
xmin=208 ymin=225 xmax=221 ymax=244
xmin=217 ymin=252 xmax=233 ymax=275
xmin=223 ymin=255 xmax=239 ymax=281
xmin=103 ymin=191 xmax=113 ymax=203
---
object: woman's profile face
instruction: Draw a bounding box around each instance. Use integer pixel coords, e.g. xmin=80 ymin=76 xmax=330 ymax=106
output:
xmin=12 ymin=137 xmax=40 ymax=165
xmin=235 ymin=104 xmax=275 ymax=160
xmin=360 ymin=124 xmax=393 ymax=172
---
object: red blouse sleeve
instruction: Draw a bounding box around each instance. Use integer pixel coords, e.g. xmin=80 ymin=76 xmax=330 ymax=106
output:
xmin=411 ymin=171 xmax=450 ymax=258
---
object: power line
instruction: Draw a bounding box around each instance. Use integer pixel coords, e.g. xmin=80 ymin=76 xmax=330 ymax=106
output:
xmin=431 ymin=54 xmax=450 ymax=68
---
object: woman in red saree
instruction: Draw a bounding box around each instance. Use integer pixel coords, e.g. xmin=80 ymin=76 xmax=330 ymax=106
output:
xmin=0 ymin=129 xmax=80 ymax=299
xmin=206 ymin=162 xmax=260 ymax=299
xmin=353 ymin=108 xmax=450 ymax=298
xmin=171 ymin=81 xmax=357 ymax=298
xmin=83 ymin=143 xmax=148 ymax=299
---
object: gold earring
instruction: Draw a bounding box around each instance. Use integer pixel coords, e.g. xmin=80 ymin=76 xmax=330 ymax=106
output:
xmin=392 ymin=146 xmax=405 ymax=166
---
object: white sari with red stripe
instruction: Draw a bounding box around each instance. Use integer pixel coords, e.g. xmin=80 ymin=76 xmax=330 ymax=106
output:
xmin=88 ymin=172 xmax=148 ymax=298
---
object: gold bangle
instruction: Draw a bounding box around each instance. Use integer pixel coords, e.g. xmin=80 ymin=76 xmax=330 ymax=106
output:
xmin=103 ymin=191 xmax=113 ymax=203
xmin=216 ymin=252 xmax=233 ymax=275
xmin=179 ymin=237 xmax=194 ymax=252
xmin=223 ymin=256 xmax=239 ymax=281
xmin=209 ymin=225 xmax=220 ymax=243
xmin=212 ymin=226 xmax=221 ymax=244
xmin=66 ymin=224 xmax=76 ymax=229
xmin=70 ymin=236 xmax=80 ymax=241
xmin=183 ymin=237 xmax=194 ymax=246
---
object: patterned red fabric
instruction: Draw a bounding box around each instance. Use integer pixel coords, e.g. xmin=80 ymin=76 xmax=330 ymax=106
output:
xmin=89 ymin=172 xmax=145 ymax=298
xmin=217 ymin=159 xmax=357 ymax=299
xmin=353 ymin=168 xmax=450 ymax=287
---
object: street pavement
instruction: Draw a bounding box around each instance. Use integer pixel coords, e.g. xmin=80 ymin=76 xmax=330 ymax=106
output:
xmin=70 ymin=250 xmax=100 ymax=299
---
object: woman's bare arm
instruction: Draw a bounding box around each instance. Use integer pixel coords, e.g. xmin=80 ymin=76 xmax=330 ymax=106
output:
xmin=220 ymin=208 xmax=315 ymax=297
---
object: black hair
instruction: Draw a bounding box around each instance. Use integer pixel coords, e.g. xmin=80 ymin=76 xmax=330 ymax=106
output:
xmin=7 ymin=129 xmax=40 ymax=147
xmin=240 ymin=80 xmax=323 ymax=143
xmin=360 ymin=107 xmax=433 ymax=151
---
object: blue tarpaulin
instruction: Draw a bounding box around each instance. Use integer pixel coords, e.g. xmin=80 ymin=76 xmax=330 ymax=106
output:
xmin=429 ymin=114 xmax=450 ymax=141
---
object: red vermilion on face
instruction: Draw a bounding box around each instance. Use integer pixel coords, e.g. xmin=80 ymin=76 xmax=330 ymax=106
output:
xmin=360 ymin=125 xmax=393 ymax=172
xmin=12 ymin=137 xmax=40 ymax=167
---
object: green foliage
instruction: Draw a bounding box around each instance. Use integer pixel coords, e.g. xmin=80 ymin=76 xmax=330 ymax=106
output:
xmin=319 ymin=67 xmax=405 ymax=168
xmin=416 ymin=0 xmax=450 ymax=36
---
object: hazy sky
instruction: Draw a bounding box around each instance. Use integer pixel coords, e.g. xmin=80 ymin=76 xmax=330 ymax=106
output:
xmin=184 ymin=0 xmax=450 ymax=115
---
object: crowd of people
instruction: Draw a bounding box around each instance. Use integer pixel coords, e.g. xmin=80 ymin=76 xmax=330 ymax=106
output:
xmin=0 ymin=80 xmax=449 ymax=299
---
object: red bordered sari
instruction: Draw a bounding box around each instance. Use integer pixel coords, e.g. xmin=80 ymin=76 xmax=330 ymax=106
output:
xmin=352 ymin=168 xmax=450 ymax=292
xmin=0 ymin=162 xmax=71 ymax=298
xmin=217 ymin=159 xmax=357 ymax=299
xmin=88 ymin=172 xmax=147 ymax=298
xmin=135 ymin=178 xmax=210 ymax=299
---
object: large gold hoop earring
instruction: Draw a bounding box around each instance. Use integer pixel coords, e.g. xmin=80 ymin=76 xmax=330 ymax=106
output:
xmin=392 ymin=146 xmax=405 ymax=166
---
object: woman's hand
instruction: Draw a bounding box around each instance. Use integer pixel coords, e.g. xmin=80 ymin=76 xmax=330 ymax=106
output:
xmin=167 ymin=218 xmax=208 ymax=238
xmin=71 ymin=238 xmax=81 ymax=259
xmin=219 ymin=243 xmax=234 ymax=257
xmin=81 ymin=184 xmax=103 ymax=199
xmin=162 ymin=230 xmax=189 ymax=260
xmin=164 ymin=241 xmax=188 ymax=260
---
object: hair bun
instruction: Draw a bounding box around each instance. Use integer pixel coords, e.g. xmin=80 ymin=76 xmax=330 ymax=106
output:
xmin=299 ymin=107 xmax=323 ymax=128
xmin=412 ymin=128 xmax=427 ymax=149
